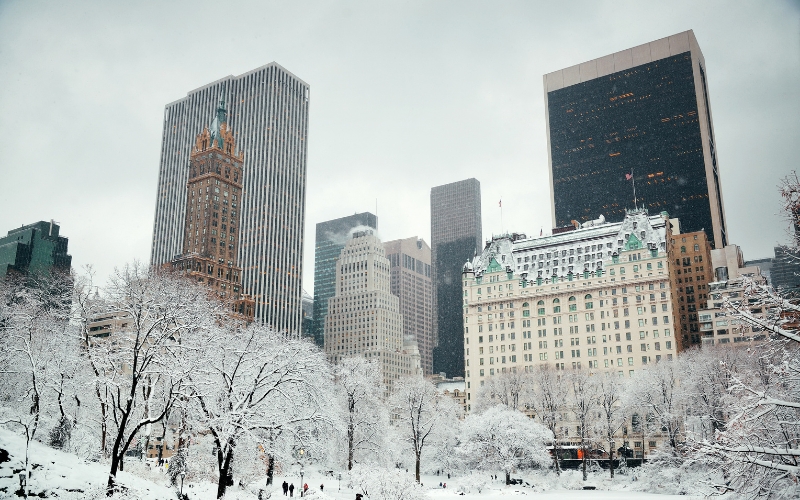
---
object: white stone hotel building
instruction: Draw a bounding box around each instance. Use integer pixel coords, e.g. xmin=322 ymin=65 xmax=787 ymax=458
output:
xmin=462 ymin=210 xmax=682 ymax=410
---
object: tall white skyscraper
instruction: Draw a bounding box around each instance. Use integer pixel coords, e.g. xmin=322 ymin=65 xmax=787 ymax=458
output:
xmin=324 ymin=230 xmax=421 ymax=397
xmin=150 ymin=63 xmax=309 ymax=334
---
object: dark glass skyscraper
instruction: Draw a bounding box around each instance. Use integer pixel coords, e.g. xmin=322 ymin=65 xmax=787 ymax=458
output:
xmin=0 ymin=221 xmax=72 ymax=277
xmin=544 ymin=30 xmax=727 ymax=248
xmin=431 ymin=178 xmax=482 ymax=378
xmin=312 ymin=212 xmax=378 ymax=346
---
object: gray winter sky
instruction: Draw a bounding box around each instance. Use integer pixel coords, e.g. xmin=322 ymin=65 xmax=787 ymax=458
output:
xmin=0 ymin=0 xmax=798 ymax=293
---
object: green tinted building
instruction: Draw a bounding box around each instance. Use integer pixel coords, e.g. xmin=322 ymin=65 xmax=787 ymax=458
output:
xmin=0 ymin=221 xmax=72 ymax=277
xmin=312 ymin=212 xmax=378 ymax=346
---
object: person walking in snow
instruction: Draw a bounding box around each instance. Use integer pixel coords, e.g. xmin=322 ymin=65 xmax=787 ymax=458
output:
xmin=283 ymin=481 xmax=289 ymax=496
xmin=289 ymin=483 xmax=295 ymax=497
xmin=320 ymin=484 xmax=324 ymax=492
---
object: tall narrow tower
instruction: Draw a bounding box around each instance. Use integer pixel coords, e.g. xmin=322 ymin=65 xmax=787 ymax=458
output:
xmin=150 ymin=63 xmax=309 ymax=334
xmin=430 ymin=178 xmax=482 ymax=378
xmin=169 ymin=94 xmax=254 ymax=318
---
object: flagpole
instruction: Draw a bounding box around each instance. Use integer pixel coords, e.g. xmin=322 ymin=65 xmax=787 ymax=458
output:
xmin=499 ymin=199 xmax=504 ymax=234
xmin=632 ymin=168 xmax=637 ymax=210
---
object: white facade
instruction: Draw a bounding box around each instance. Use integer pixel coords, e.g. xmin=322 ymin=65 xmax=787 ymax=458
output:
xmin=150 ymin=63 xmax=309 ymax=334
xmin=462 ymin=210 xmax=680 ymax=410
xmin=324 ymin=231 xmax=422 ymax=397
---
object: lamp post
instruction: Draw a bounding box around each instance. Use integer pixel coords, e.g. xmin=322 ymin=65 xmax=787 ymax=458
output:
xmin=300 ymin=468 xmax=305 ymax=497
xmin=179 ymin=471 xmax=186 ymax=497
xmin=338 ymin=473 xmax=341 ymax=491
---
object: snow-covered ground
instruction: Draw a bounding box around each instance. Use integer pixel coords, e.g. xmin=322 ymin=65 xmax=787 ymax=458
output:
xmin=0 ymin=428 xmax=174 ymax=499
xmin=0 ymin=427 xmax=701 ymax=499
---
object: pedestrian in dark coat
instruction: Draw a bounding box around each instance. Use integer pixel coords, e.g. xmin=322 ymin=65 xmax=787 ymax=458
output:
xmin=289 ymin=483 xmax=295 ymax=497
xmin=283 ymin=481 xmax=289 ymax=496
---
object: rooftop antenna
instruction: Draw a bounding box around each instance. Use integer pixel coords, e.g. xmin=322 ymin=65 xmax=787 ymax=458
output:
xmin=499 ymin=197 xmax=503 ymax=234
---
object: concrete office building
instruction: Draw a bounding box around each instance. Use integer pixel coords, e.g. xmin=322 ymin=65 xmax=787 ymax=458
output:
xmin=431 ymin=178 xmax=482 ymax=378
xmin=462 ymin=210 xmax=679 ymax=411
xmin=324 ymin=230 xmax=421 ymax=397
xmin=544 ymin=30 xmax=728 ymax=249
xmin=385 ymin=236 xmax=434 ymax=375
xmin=312 ymin=212 xmax=378 ymax=346
xmin=150 ymin=63 xmax=309 ymax=334
xmin=0 ymin=221 xmax=72 ymax=277
xmin=667 ymin=231 xmax=714 ymax=347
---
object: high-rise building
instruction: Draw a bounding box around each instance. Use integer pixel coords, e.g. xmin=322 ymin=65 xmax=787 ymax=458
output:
xmin=667 ymin=231 xmax=713 ymax=347
xmin=150 ymin=63 xmax=309 ymax=334
xmin=431 ymin=178 xmax=482 ymax=378
xmin=544 ymin=30 xmax=728 ymax=249
xmin=324 ymin=230 xmax=421 ymax=397
xmin=167 ymin=95 xmax=254 ymax=319
xmin=384 ymin=237 xmax=434 ymax=375
xmin=312 ymin=212 xmax=378 ymax=346
xmin=0 ymin=220 xmax=72 ymax=277
xmin=462 ymin=210 xmax=680 ymax=411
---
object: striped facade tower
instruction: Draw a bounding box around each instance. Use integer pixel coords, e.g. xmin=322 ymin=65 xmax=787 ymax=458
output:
xmin=150 ymin=63 xmax=310 ymax=334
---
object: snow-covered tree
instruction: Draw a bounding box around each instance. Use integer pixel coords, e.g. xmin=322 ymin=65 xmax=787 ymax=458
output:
xmin=389 ymin=377 xmax=460 ymax=483
xmin=473 ymin=370 xmax=534 ymax=412
xmin=458 ymin=405 xmax=551 ymax=483
xmin=334 ymin=357 xmax=388 ymax=470
xmin=89 ymin=262 xmax=219 ymax=494
xmin=0 ymin=271 xmax=74 ymax=498
xmin=568 ymin=369 xmax=598 ymax=480
xmin=187 ymin=323 xmax=333 ymax=498
xmin=531 ymin=364 xmax=569 ymax=474
xmin=592 ymin=372 xmax=628 ymax=479
xmin=627 ymin=358 xmax=688 ymax=459
xmin=349 ymin=464 xmax=426 ymax=500
xmin=700 ymin=276 xmax=800 ymax=498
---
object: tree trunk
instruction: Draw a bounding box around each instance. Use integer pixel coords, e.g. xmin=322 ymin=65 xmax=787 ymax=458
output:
xmin=347 ymin=396 xmax=355 ymax=471
xmin=266 ymin=454 xmax=275 ymax=485
xmin=551 ymin=435 xmax=562 ymax=475
xmin=582 ymin=445 xmax=587 ymax=481
xmin=609 ymin=445 xmax=615 ymax=479
xmin=505 ymin=471 xmax=510 ymax=485
xmin=217 ymin=448 xmax=234 ymax=499
xmin=415 ymin=451 xmax=421 ymax=483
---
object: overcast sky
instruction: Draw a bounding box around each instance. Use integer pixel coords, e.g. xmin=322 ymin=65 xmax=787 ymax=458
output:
xmin=1 ymin=0 xmax=798 ymax=293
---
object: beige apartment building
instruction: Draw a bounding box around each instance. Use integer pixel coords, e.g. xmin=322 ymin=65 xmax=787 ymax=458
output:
xmin=324 ymin=230 xmax=422 ymax=397
xmin=462 ymin=210 xmax=680 ymax=409
xmin=384 ymin=237 xmax=434 ymax=375
xmin=668 ymin=231 xmax=714 ymax=347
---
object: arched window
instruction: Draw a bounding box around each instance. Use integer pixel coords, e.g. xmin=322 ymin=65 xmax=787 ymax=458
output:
xmin=568 ymin=296 xmax=577 ymax=312
xmin=522 ymin=302 xmax=530 ymax=307
xmin=537 ymin=300 xmax=545 ymax=316
xmin=553 ymin=298 xmax=561 ymax=313
xmin=694 ymin=244 xmax=700 ymax=251
xmin=584 ymin=294 xmax=593 ymax=310
xmin=553 ymin=298 xmax=560 ymax=304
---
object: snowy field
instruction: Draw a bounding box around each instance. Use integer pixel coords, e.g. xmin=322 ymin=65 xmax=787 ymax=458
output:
xmin=0 ymin=428 xmax=701 ymax=500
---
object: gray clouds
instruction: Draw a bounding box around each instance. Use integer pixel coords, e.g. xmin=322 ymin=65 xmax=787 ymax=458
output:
xmin=0 ymin=0 xmax=797 ymax=293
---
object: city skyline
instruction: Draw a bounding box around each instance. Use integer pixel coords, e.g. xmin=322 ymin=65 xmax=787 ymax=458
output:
xmin=1 ymin=1 xmax=798 ymax=296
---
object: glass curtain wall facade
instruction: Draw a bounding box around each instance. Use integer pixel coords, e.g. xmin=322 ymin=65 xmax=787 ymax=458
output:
xmin=312 ymin=212 xmax=378 ymax=346
xmin=431 ymin=178 xmax=482 ymax=378
xmin=150 ymin=63 xmax=310 ymax=334
xmin=544 ymin=30 xmax=727 ymax=249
